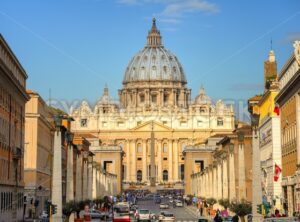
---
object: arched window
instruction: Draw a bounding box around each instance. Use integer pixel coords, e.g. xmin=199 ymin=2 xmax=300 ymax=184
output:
xmin=137 ymin=144 xmax=142 ymax=153
xmin=163 ymin=143 xmax=168 ymax=153
xmin=163 ymin=170 xmax=168 ymax=181
xmin=137 ymin=170 xmax=142 ymax=182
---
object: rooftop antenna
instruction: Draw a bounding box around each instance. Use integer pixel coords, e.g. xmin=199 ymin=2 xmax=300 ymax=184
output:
xmin=270 ymin=38 xmax=273 ymax=51
xmin=48 ymin=88 xmax=52 ymax=107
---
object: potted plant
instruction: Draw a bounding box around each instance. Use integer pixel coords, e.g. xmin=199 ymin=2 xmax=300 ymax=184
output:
xmin=62 ymin=201 xmax=76 ymax=222
xmin=229 ymin=199 xmax=252 ymax=222
xmin=74 ymin=201 xmax=85 ymax=222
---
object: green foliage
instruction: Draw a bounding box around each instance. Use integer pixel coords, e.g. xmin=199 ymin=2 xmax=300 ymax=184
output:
xmin=218 ymin=198 xmax=230 ymax=209
xmin=63 ymin=201 xmax=76 ymax=217
xmin=206 ymin=198 xmax=217 ymax=207
xmin=229 ymin=200 xmax=252 ymax=217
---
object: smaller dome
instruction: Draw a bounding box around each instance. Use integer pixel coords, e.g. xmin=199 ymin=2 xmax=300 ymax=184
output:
xmin=194 ymin=86 xmax=211 ymax=105
xmin=97 ymin=85 xmax=114 ymax=105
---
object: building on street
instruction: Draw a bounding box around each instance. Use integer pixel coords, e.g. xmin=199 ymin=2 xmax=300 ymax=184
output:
xmin=24 ymin=90 xmax=54 ymax=218
xmin=275 ymin=41 xmax=300 ymax=216
xmin=190 ymin=123 xmax=253 ymax=201
xmin=0 ymin=34 xmax=29 ymax=222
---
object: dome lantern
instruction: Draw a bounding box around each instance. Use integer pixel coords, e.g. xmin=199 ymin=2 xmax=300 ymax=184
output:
xmin=147 ymin=18 xmax=162 ymax=47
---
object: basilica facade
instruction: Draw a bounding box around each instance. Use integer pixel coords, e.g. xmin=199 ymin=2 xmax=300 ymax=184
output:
xmin=71 ymin=19 xmax=235 ymax=192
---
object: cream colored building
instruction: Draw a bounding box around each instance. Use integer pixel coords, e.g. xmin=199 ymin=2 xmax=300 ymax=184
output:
xmin=0 ymin=34 xmax=29 ymax=222
xmin=275 ymin=41 xmax=300 ymax=216
xmin=24 ymin=90 xmax=54 ymax=218
xmin=258 ymin=50 xmax=282 ymax=211
xmin=190 ymin=124 xmax=253 ymax=201
xmin=71 ymin=19 xmax=235 ymax=192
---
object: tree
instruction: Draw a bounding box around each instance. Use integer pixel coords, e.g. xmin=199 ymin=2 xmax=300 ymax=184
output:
xmin=206 ymin=198 xmax=217 ymax=208
xmin=229 ymin=200 xmax=252 ymax=222
xmin=218 ymin=198 xmax=230 ymax=209
xmin=63 ymin=201 xmax=76 ymax=222
xmin=74 ymin=201 xmax=85 ymax=219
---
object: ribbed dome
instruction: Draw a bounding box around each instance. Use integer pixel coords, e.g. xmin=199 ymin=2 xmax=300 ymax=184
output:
xmin=123 ymin=18 xmax=187 ymax=84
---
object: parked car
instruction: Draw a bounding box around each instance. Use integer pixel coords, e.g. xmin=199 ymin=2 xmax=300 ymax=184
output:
xmin=198 ymin=218 xmax=208 ymax=222
xmin=158 ymin=211 xmax=175 ymax=222
xmin=223 ymin=216 xmax=233 ymax=222
xmin=159 ymin=203 xmax=169 ymax=209
xmin=89 ymin=209 xmax=106 ymax=219
xmin=175 ymin=200 xmax=183 ymax=207
xmin=135 ymin=209 xmax=151 ymax=221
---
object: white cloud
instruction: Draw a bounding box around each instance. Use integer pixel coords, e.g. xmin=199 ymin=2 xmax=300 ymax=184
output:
xmin=118 ymin=0 xmax=219 ymax=29
xmin=161 ymin=0 xmax=219 ymax=17
xmin=284 ymin=32 xmax=300 ymax=43
xmin=117 ymin=0 xmax=140 ymax=5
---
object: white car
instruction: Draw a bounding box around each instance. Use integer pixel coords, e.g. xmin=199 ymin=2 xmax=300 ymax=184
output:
xmin=158 ymin=211 xmax=175 ymax=222
xmin=175 ymin=200 xmax=183 ymax=207
xmin=135 ymin=209 xmax=151 ymax=221
xmin=159 ymin=203 xmax=169 ymax=209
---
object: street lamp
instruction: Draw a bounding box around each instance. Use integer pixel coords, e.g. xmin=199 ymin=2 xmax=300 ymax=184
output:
xmin=54 ymin=115 xmax=63 ymax=132
xmin=66 ymin=132 xmax=74 ymax=144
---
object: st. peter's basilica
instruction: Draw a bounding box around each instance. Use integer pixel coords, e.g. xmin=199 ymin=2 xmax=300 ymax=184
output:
xmin=71 ymin=19 xmax=235 ymax=192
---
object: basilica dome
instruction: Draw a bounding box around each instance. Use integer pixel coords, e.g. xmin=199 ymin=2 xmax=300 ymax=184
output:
xmin=123 ymin=19 xmax=187 ymax=84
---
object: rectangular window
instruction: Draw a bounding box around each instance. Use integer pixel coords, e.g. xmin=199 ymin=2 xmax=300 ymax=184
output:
xmin=163 ymin=157 xmax=167 ymax=161
xmin=197 ymin=120 xmax=203 ymax=127
xmin=102 ymin=121 xmax=107 ymax=127
xmin=140 ymin=94 xmax=145 ymax=103
xmin=152 ymin=95 xmax=157 ymax=103
xmin=180 ymin=121 xmax=187 ymax=127
xmin=217 ymin=118 xmax=223 ymax=126
xmin=80 ymin=118 xmax=88 ymax=127
xmin=118 ymin=122 xmax=124 ymax=127
xmin=137 ymin=157 xmax=142 ymax=161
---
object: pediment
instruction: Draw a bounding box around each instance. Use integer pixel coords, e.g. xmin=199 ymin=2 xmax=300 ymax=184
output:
xmin=131 ymin=121 xmax=172 ymax=132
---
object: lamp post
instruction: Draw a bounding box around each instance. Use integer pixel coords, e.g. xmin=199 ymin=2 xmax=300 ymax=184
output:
xmin=250 ymin=108 xmax=263 ymax=222
xmin=51 ymin=115 xmax=63 ymax=222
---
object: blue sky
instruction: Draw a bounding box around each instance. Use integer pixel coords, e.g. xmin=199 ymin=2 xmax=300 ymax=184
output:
xmin=1 ymin=0 xmax=300 ymax=108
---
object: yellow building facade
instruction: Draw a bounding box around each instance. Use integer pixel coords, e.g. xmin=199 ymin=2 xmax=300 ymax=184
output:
xmin=24 ymin=90 xmax=54 ymax=218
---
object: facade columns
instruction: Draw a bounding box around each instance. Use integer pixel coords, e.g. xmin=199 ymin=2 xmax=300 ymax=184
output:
xmin=173 ymin=140 xmax=179 ymax=181
xmin=126 ymin=140 xmax=131 ymax=182
xmin=157 ymin=140 xmax=162 ymax=182
xmin=82 ymin=154 xmax=88 ymax=200
xmin=92 ymin=163 xmax=97 ymax=199
xmin=75 ymin=151 xmax=82 ymax=201
xmin=213 ymin=165 xmax=217 ymax=199
xmin=52 ymin=131 xmax=63 ymax=222
xmin=229 ymin=150 xmax=236 ymax=201
xmin=66 ymin=144 xmax=74 ymax=202
xmin=87 ymin=155 xmax=93 ymax=200
xmin=131 ymin=140 xmax=137 ymax=182
xmin=238 ymin=143 xmax=246 ymax=200
xmin=217 ymin=162 xmax=222 ymax=200
xmin=142 ymin=140 xmax=147 ymax=182
xmin=168 ymin=140 xmax=173 ymax=182
xmin=222 ymin=157 xmax=228 ymax=199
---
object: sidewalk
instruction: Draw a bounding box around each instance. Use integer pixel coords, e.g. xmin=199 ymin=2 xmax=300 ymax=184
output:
xmin=184 ymin=204 xmax=213 ymax=221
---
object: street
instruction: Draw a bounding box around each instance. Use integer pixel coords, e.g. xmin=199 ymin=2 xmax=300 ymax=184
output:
xmin=133 ymin=197 xmax=200 ymax=222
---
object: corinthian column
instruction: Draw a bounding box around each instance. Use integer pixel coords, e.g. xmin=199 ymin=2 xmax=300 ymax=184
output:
xmin=66 ymin=143 xmax=74 ymax=202
xmin=92 ymin=163 xmax=97 ymax=199
xmin=157 ymin=140 xmax=162 ymax=182
xmin=75 ymin=150 xmax=82 ymax=201
xmin=126 ymin=140 xmax=131 ymax=182
xmin=238 ymin=143 xmax=246 ymax=200
xmin=142 ymin=140 xmax=147 ymax=182
xmin=222 ymin=157 xmax=228 ymax=199
xmin=229 ymin=149 xmax=236 ymax=201
xmin=173 ymin=140 xmax=179 ymax=181
xmin=52 ymin=131 xmax=62 ymax=222
xmin=131 ymin=140 xmax=137 ymax=182
xmin=82 ymin=153 xmax=88 ymax=200
xmin=87 ymin=155 xmax=93 ymax=200
xmin=168 ymin=140 xmax=173 ymax=182
xmin=213 ymin=165 xmax=217 ymax=199
xmin=217 ymin=162 xmax=222 ymax=200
